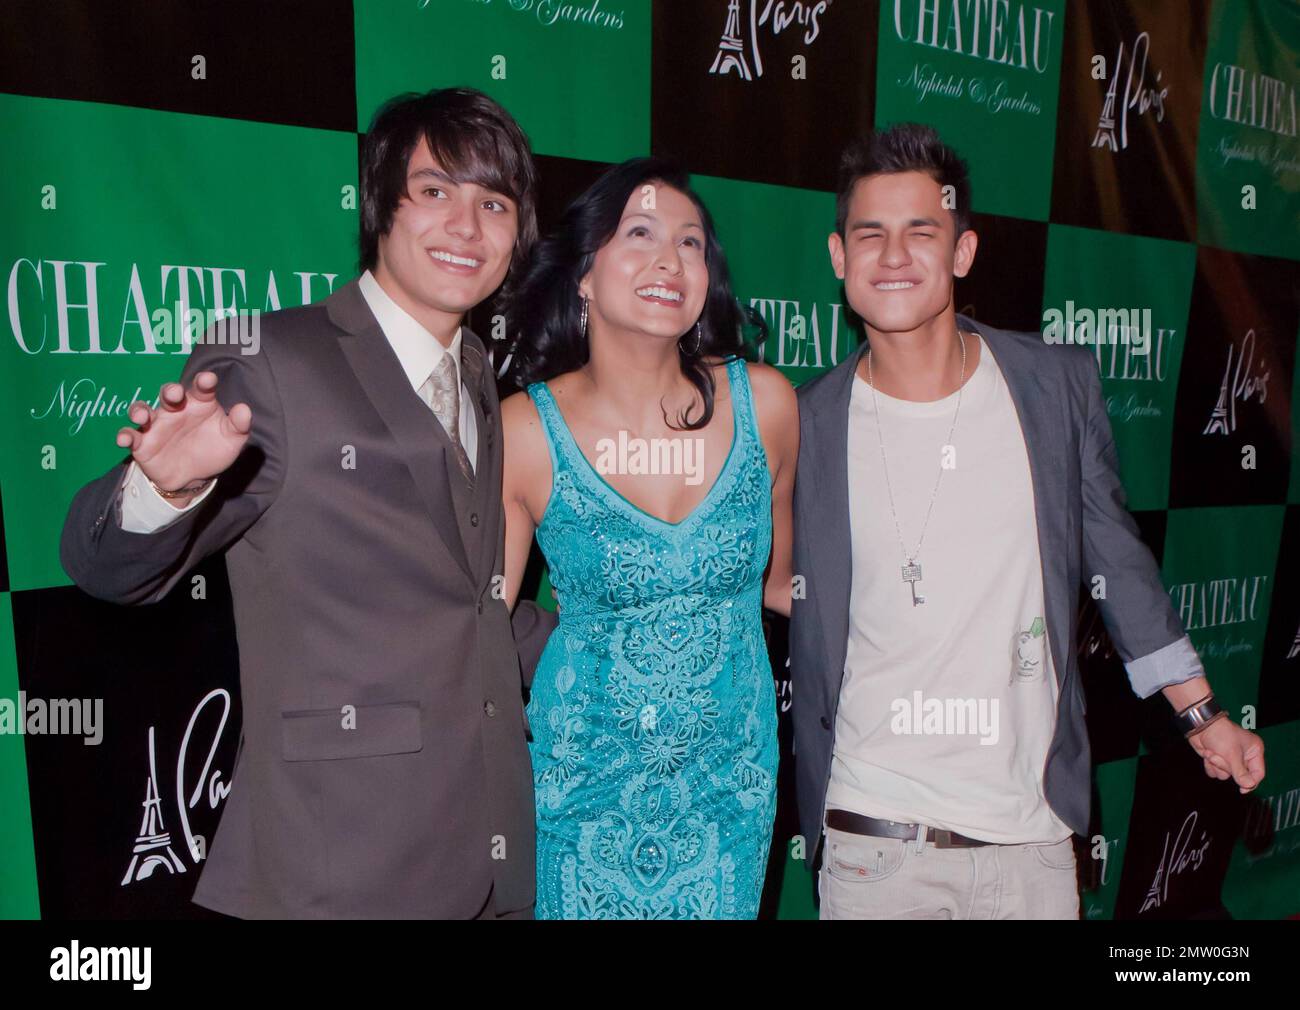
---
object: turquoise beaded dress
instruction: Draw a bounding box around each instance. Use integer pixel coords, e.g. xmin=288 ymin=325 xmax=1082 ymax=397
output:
xmin=524 ymin=357 xmax=778 ymax=919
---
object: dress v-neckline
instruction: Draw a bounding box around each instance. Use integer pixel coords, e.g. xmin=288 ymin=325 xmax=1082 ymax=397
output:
xmin=539 ymin=363 xmax=744 ymax=531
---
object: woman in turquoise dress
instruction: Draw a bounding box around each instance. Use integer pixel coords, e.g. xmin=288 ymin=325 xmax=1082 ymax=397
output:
xmin=500 ymin=158 xmax=798 ymax=919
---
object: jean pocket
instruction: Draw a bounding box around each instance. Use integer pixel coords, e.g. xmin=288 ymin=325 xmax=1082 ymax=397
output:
xmin=825 ymin=832 xmax=907 ymax=883
xmin=1030 ymin=837 xmax=1077 ymax=871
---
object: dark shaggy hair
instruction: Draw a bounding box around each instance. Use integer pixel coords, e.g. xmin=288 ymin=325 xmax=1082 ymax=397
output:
xmin=506 ymin=157 xmax=759 ymax=431
xmin=359 ymin=88 xmax=538 ymax=297
xmin=835 ymin=122 xmax=972 ymax=240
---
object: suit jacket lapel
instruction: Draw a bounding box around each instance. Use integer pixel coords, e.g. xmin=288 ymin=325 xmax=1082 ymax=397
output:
xmin=460 ymin=335 xmax=491 ymax=478
xmin=807 ymin=343 xmax=867 ymax=712
xmin=328 ymin=281 xmax=475 ymax=583
xmin=968 ymin=317 xmax=1071 ymax=691
xmin=460 ymin=330 xmax=502 ymax=587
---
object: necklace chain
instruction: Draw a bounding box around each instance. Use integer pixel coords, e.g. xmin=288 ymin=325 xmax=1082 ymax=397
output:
xmin=867 ymin=330 xmax=968 ymax=566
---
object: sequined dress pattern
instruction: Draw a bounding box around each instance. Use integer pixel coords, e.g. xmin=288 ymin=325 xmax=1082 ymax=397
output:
xmin=525 ymin=358 xmax=778 ymax=919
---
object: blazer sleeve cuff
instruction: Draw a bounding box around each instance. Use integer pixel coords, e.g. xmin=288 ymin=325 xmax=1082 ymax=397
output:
xmin=1124 ymin=635 xmax=1205 ymax=699
xmin=119 ymin=460 xmax=217 ymax=533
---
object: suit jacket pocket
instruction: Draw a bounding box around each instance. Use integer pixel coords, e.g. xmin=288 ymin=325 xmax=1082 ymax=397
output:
xmin=282 ymin=701 xmax=422 ymax=761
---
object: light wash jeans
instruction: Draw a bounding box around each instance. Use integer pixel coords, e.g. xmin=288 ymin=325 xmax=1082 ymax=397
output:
xmin=818 ymin=823 xmax=1080 ymax=920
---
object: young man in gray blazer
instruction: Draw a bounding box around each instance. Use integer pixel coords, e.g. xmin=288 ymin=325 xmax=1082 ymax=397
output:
xmin=790 ymin=123 xmax=1265 ymax=920
xmin=60 ymin=89 xmax=555 ymax=919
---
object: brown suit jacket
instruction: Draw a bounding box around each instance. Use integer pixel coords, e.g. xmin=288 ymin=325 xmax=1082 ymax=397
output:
xmin=61 ymin=278 xmax=555 ymax=918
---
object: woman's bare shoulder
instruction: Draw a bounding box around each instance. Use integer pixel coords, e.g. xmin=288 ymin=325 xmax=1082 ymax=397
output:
xmin=743 ymin=360 xmax=798 ymax=420
xmin=500 ymin=387 xmax=542 ymax=431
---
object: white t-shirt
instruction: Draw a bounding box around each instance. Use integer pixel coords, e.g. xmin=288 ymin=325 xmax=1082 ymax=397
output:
xmin=825 ymin=334 xmax=1073 ymax=845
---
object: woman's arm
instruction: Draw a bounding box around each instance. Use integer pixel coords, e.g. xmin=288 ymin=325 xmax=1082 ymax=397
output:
xmin=747 ymin=362 xmax=799 ymax=617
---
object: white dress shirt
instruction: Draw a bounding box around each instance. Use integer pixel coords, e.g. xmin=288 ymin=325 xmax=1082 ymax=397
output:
xmin=119 ymin=269 xmax=477 ymax=533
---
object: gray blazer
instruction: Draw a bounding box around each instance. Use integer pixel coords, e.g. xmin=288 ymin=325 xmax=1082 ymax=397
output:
xmin=61 ymin=278 xmax=556 ymax=918
xmin=790 ymin=314 xmax=1203 ymax=865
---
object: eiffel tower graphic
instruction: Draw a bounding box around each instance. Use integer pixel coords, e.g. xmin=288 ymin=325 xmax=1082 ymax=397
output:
xmin=1287 ymin=621 xmax=1300 ymax=660
xmin=1202 ymin=367 xmax=1232 ymax=435
xmin=1091 ymin=42 xmax=1123 ymax=151
xmin=1140 ymin=864 xmax=1163 ymax=913
xmin=709 ymin=0 xmax=758 ymax=80
xmin=121 ymin=726 xmax=186 ymax=885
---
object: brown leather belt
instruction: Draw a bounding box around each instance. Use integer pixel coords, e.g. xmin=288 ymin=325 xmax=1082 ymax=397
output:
xmin=826 ymin=808 xmax=993 ymax=848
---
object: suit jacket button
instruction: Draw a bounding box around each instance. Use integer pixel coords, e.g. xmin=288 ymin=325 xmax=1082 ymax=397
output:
xmin=469 ymin=512 xmax=479 ymax=527
xmin=820 ymin=715 xmax=831 ymax=730
xmin=484 ymin=700 xmax=497 ymax=717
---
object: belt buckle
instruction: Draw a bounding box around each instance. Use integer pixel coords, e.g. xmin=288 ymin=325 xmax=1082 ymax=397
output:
xmin=932 ymin=829 xmax=955 ymax=848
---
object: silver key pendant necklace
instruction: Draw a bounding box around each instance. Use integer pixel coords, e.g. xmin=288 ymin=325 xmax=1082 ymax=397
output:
xmin=866 ymin=329 xmax=968 ymax=607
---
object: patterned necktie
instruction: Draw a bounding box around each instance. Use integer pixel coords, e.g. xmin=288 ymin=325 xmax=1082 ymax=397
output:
xmin=419 ymin=353 xmax=474 ymax=484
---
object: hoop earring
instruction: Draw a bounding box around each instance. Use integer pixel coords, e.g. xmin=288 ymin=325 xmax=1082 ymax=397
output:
xmin=579 ymin=296 xmax=589 ymax=340
xmin=680 ymin=320 xmax=702 ymax=355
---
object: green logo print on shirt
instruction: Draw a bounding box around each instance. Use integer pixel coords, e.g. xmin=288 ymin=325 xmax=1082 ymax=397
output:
xmin=1012 ymin=617 xmax=1047 ymax=685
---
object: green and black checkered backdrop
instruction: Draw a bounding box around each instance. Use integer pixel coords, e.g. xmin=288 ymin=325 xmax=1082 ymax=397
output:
xmin=1 ymin=0 xmax=1297 ymax=920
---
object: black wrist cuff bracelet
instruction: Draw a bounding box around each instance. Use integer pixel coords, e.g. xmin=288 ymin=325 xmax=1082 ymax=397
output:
xmin=1174 ymin=695 xmax=1225 ymax=737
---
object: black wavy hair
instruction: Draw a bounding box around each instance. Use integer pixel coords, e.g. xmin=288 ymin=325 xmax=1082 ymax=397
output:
xmin=835 ymin=122 xmax=973 ymax=240
xmin=359 ymin=88 xmax=538 ymax=302
xmin=505 ymin=157 xmax=760 ymax=431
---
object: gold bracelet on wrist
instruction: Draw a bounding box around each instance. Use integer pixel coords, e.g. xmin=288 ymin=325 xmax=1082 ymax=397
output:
xmin=148 ymin=476 xmax=213 ymax=499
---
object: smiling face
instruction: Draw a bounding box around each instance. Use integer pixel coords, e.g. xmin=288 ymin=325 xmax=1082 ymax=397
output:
xmin=373 ymin=136 xmax=518 ymax=337
xmin=578 ymin=183 xmax=709 ymax=346
xmin=828 ymin=170 xmax=977 ymax=337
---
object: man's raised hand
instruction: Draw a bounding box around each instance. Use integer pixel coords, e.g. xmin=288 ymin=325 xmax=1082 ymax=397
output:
xmin=116 ymin=371 xmax=252 ymax=494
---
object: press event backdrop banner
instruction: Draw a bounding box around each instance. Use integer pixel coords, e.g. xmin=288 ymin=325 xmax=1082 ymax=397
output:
xmin=1 ymin=0 xmax=1297 ymax=920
